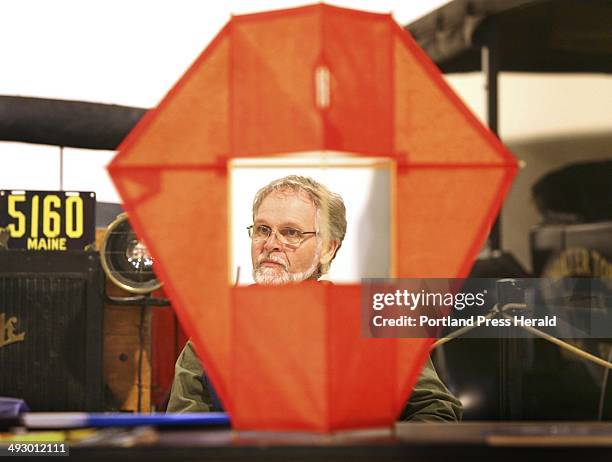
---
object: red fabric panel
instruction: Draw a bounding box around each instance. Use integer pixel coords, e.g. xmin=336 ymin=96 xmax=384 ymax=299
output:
xmin=327 ymin=285 xmax=397 ymax=429
xmin=110 ymin=169 xmax=233 ymax=413
xmin=231 ymin=283 xmax=326 ymax=431
xmin=113 ymin=24 xmax=230 ymax=167
xmin=393 ymin=25 xmax=514 ymax=166
xmin=232 ymin=6 xmax=323 ymax=156
xmin=230 ymin=283 xmax=423 ymax=431
xmin=108 ymin=169 xmax=159 ymax=207
xmin=396 ymin=168 xmax=512 ymax=278
xmin=323 ymin=7 xmax=393 ymax=156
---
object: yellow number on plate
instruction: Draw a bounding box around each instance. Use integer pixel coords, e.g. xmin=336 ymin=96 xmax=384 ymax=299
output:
xmin=43 ymin=195 xmax=62 ymax=238
xmin=7 ymin=195 xmax=26 ymax=238
xmin=65 ymin=195 xmax=83 ymax=238
xmin=30 ymin=195 xmax=39 ymax=238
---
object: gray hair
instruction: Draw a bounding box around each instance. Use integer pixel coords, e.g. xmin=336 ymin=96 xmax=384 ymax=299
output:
xmin=252 ymin=175 xmax=347 ymax=274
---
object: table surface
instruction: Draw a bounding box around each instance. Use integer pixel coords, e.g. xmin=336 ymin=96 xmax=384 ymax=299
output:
xmin=62 ymin=421 xmax=612 ymax=461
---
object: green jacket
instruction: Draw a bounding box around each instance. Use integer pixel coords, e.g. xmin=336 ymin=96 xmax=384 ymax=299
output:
xmin=167 ymin=341 xmax=462 ymax=422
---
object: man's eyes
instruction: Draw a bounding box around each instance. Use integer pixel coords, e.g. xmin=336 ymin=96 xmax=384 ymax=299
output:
xmin=281 ymin=228 xmax=301 ymax=238
xmin=255 ymin=225 xmax=272 ymax=235
xmin=253 ymin=225 xmax=302 ymax=238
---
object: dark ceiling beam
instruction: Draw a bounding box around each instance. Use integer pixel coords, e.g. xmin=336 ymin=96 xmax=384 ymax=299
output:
xmin=406 ymin=0 xmax=612 ymax=74
xmin=0 ymin=95 xmax=147 ymax=150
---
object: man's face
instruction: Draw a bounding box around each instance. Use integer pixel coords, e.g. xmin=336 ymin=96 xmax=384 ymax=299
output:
xmin=251 ymin=189 xmax=322 ymax=285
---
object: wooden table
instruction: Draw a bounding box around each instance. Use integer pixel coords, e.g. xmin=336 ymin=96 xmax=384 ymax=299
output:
xmin=65 ymin=422 xmax=612 ymax=461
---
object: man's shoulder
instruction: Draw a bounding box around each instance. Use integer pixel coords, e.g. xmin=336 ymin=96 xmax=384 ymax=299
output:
xmin=177 ymin=340 xmax=204 ymax=375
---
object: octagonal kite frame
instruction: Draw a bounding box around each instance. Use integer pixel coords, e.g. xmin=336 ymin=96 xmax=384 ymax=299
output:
xmin=109 ymin=4 xmax=517 ymax=431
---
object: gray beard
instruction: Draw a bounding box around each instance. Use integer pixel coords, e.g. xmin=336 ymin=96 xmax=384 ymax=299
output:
xmin=253 ymin=250 xmax=321 ymax=285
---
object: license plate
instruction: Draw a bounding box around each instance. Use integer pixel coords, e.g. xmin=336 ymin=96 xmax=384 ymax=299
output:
xmin=0 ymin=190 xmax=96 ymax=251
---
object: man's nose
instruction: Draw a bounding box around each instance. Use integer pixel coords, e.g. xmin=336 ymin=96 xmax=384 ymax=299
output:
xmin=263 ymin=230 xmax=283 ymax=252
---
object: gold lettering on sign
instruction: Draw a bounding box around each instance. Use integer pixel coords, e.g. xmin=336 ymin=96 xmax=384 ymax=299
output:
xmin=545 ymin=247 xmax=612 ymax=280
xmin=0 ymin=313 xmax=26 ymax=348
xmin=26 ymin=237 xmax=67 ymax=250
xmin=591 ymin=250 xmax=612 ymax=279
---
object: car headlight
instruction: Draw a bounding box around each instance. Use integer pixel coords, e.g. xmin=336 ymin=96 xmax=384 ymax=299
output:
xmin=100 ymin=213 xmax=161 ymax=294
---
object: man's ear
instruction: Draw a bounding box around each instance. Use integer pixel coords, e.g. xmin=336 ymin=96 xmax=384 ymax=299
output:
xmin=319 ymin=239 xmax=340 ymax=266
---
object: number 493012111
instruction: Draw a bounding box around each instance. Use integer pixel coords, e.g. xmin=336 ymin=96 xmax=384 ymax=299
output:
xmin=0 ymin=190 xmax=96 ymax=251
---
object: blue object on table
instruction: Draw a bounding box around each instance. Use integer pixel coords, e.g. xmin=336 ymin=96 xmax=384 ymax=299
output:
xmin=0 ymin=397 xmax=29 ymax=418
xmin=87 ymin=412 xmax=230 ymax=428
xmin=22 ymin=412 xmax=230 ymax=429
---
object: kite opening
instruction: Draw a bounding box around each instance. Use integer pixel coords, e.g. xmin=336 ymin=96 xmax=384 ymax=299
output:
xmin=229 ymin=152 xmax=393 ymax=285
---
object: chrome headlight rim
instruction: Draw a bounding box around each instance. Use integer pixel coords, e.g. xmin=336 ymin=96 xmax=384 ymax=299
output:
xmin=100 ymin=212 xmax=162 ymax=294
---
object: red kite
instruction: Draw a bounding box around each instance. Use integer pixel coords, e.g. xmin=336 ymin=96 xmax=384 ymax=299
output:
xmin=109 ymin=4 xmax=516 ymax=431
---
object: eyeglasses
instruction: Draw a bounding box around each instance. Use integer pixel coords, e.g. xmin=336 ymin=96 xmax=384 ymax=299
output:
xmin=247 ymin=224 xmax=317 ymax=246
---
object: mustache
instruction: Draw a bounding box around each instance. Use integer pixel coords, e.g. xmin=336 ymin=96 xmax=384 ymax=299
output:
xmin=257 ymin=252 xmax=289 ymax=270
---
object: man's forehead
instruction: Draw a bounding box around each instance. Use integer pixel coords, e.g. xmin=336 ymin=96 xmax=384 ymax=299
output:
xmin=254 ymin=189 xmax=317 ymax=224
